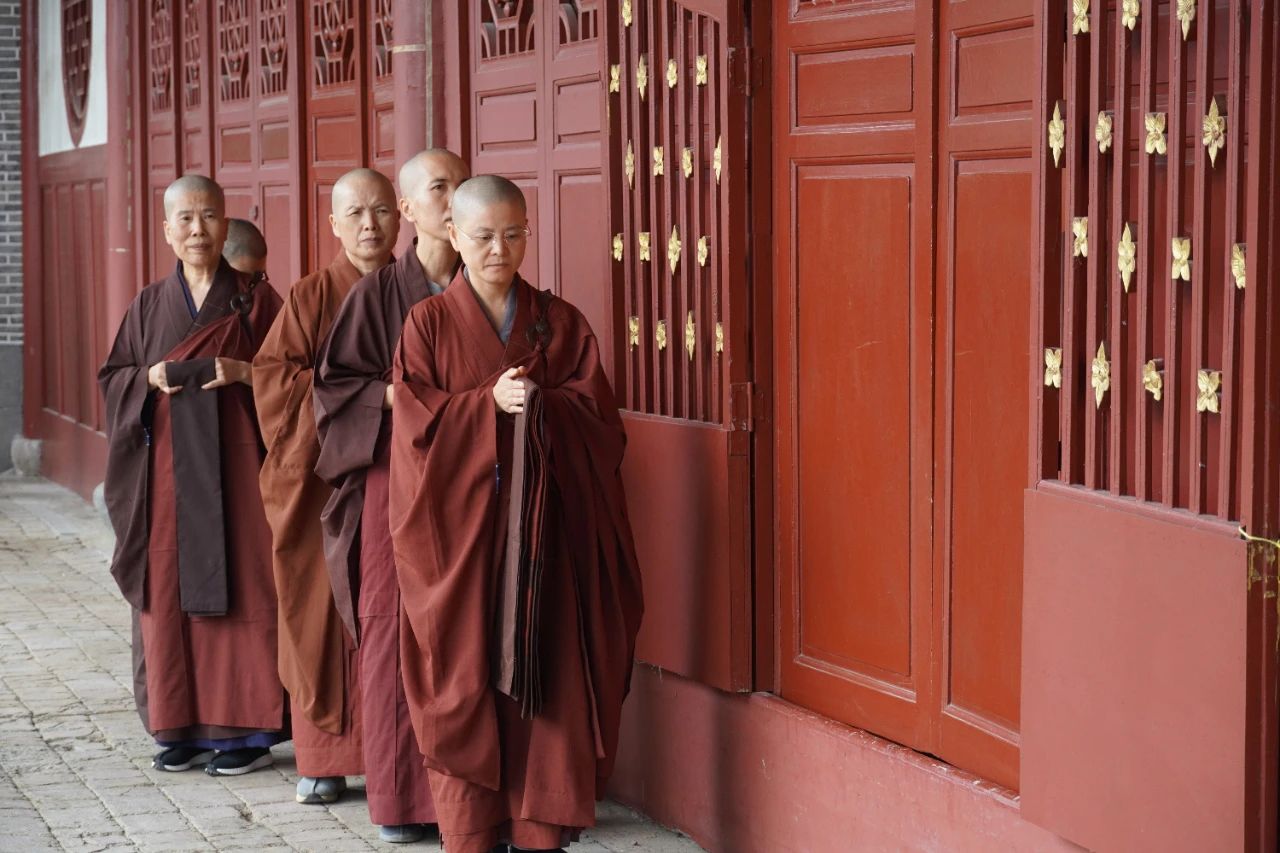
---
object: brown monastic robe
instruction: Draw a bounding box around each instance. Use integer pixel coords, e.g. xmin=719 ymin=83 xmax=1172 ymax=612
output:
xmin=99 ymin=260 xmax=286 ymax=741
xmin=389 ymin=273 xmax=644 ymax=853
xmin=312 ymin=244 xmax=442 ymax=826
xmin=253 ymin=251 xmax=377 ymax=776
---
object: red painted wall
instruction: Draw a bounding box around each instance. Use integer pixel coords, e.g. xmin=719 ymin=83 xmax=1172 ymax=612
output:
xmin=610 ymin=666 xmax=1080 ymax=853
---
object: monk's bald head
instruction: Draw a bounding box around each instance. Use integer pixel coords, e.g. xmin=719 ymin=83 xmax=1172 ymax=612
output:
xmin=397 ymin=149 xmax=470 ymax=243
xmin=398 ymin=149 xmax=468 ymax=199
xmin=329 ymin=167 xmax=399 ymax=274
xmin=450 ymin=175 xmax=527 ymax=229
xmin=331 ymin=168 xmax=396 ymax=216
xmin=223 ymin=218 xmax=267 ymax=274
xmin=163 ymin=174 xmax=225 ymax=219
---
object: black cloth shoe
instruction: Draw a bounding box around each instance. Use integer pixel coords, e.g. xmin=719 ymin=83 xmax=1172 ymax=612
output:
xmin=152 ymin=745 xmax=215 ymax=771
xmin=203 ymin=746 xmax=274 ymax=776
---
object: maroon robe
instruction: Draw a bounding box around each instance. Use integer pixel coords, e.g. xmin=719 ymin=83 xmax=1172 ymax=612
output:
xmin=99 ymin=260 xmax=285 ymax=740
xmin=253 ymin=251 xmax=372 ymax=776
xmin=313 ymin=245 xmax=441 ymax=825
xmin=389 ymin=273 xmax=644 ymax=853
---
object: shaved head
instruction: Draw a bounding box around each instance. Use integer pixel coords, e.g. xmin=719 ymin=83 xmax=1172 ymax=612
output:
xmin=163 ymin=174 xmax=225 ymax=218
xmin=223 ymin=218 xmax=267 ymax=273
xmin=398 ymin=148 xmax=469 ymax=199
xmin=331 ymin=167 xmax=395 ymax=216
xmin=450 ymin=175 xmax=527 ymax=227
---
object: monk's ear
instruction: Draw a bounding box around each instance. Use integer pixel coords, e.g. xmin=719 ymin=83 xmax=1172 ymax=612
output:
xmin=328 ymin=213 xmax=339 ymax=238
xmin=399 ymin=197 xmax=414 ymax=223
xmin=446 ymin=221 xmax=461 ymax=251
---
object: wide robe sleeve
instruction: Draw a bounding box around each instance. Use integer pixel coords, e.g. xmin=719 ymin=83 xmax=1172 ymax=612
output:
xmin=389 ymin=302 xmax=505 ymax=789
xmin=253 ymin=283 xmax=322 ymax=470
xmin=98 ymin=296 xmax=156 ymax=608
xmin=517 ymin=303 xmax=644 ymax=786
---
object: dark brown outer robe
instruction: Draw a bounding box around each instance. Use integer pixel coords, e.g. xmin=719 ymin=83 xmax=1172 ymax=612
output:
xmin=99 ymin=260 xmax=286 ymax=738
xmin=388 ymin=273 xmax=644 ymax=853
xmin=314 ymin=247 xmax=441 ymax=637
xmin=313 ymin=244 xmax=442 ymax=825
xmin=253 ymin=251 xmax=373 ymax=772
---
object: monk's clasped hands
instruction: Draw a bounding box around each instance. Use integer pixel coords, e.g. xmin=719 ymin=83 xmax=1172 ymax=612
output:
xmin=493 ymin=366 xmax=535 ymax=414
xmin=201 ymin=358 xmax=253 ymax=390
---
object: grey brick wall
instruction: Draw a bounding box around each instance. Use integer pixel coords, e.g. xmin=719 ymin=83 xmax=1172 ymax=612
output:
xmin=0 ymin=0 xmax=19 ymax=348
xmin=0 ymin=0 xmax=20 ymax=468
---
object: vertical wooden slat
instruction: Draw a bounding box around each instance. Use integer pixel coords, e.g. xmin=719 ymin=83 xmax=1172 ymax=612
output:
xmin=1132 ymin=0 xmax=1158 ymax=502
xmin=1217 ymin=0 xmax=1246 ymax=519
xmin=709 ymin=16 xmax=723 ymax=424
xmin=1187 ymin=0 xmax=1214 ymax=514
xmin=1083 ymin=0 xmax=1107 ymax=490
xmin=1161 ymin=0 xmax=1188 ymax=508
xmin=1109 ymin=0 xmax=1133 ymax=495
xmin=1061 ymin=4 xmax=1089 ymax=484
xmin=1034 ymin=1 xmax=1065 ymax=483
xmin=649 ymin=1 xmax=668 ymax=417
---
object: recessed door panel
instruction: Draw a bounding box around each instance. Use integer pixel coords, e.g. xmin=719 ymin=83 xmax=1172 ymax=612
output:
xmin=795 ymin=164 xmax=913 ymax=685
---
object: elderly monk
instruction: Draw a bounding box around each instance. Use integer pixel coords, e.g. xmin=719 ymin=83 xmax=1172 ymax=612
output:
xmin=223 ymin=218 xmax=268 ymax=275
xmin=313 ymin=148 xmax=469 ymax=843
xmin=99 ymin=175 xmax=285 ymax=777
xmin=252 ymin=168 xmax=400 ymax=806
xmin=388 ymin=175 xmax=644 ymax=853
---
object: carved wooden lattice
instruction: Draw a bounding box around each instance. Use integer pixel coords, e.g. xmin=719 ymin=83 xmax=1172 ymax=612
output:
xmin=313 ymin=0 xmax=357 ymax=88
xmin=259 ymin=0 xmax=288 ymax=95
xmin=150 ymin=0 xmax=173 ymax=111
xmin=610 ymin=1 xmax=726 ymax=421
xmin=218 ymin=0 xmax=251 ymax=101
xmin=480 ymin=0 xmax=536 ymax=60
xmin=557 ymin=0 xmax=598 ymax=45
xmin=1041 ymin=0 xmax=1252 ymax=519
xmin=372 ymin=0 xmax=393 ymax=79
xmin=60 ymin=0 xmax=92 ymax=143
xmin=182 ymin=0 xmax=201 ymax=109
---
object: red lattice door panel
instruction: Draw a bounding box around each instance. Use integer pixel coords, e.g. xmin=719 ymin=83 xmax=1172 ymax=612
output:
xmin=605 ymin=0 xmax=752 ymax=690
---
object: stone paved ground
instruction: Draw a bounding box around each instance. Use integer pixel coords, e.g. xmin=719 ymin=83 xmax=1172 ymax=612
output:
xmin=0 ymin=476 xmax=703 ymax=853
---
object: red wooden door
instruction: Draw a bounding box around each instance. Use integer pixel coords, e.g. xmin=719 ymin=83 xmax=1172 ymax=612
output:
xmin=212 ymin=0 xmax=303 ymax=293
xmin=773 ymin=0 xmax=938 ymax=752
xmin=773 ymin=0 xmax=1035 ymax=787
xmin=142 ymin=0 xmax=303 ymax=291
xmin=932 ymin=0 xmax=1036 ymax=787
xmin=454 ymin=0 xmax=611 ymax=366
xmin=304 ymin=0 xmax=398 ymax=272
xmin=446 ymin=0 xmax=754 ymax=690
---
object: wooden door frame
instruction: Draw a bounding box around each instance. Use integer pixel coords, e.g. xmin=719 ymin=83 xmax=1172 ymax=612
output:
xmin=746 ymin=0 xmax=775 ymax=693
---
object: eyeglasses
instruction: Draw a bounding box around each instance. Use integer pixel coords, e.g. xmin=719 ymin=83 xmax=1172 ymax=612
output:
xmin=453 ymin=225 xmax=531 ymax=249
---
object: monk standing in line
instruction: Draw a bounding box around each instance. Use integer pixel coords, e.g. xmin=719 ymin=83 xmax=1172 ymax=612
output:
xmin=252 ymin=169 xmax=400 ymax=805
xmin=99 ymin=175 xmax=286 ymax=777
xmin=313 ymin=149 xmax=470 ymax=843
xmin=388 ymin=176 xmax=644 ymax=853
xmin=223 ymin=218 xmax=268 ymax=275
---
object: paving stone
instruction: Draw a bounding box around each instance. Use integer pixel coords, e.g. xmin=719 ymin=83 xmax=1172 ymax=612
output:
xmin=0 ymin=476 xmax=703 ymax=852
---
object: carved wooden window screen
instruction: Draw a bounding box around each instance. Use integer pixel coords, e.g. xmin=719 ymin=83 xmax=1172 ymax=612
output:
xmin=1040 ymin=0 xmax=1256 ymax=520
xmin=61 ymin=0 xmax=92 ymax=144
xmin=609 ymin=0 xmax=726 ymax=422
xmin=312 ymin=0 xmax=358 ymax=88
xmin=480 ymin=0 xmax=537 ymax=60
xmin=149 ymin=0 xmax=174 ymax=112
xmin=371 ymin=0 xmax=393 ymax=79
xmin=558 ymin=0 xmax=598 ymax=45
xmin=179 ymin=0 xmax=200 ymax=108
xmin=218 ymin=0 xmax=251 ymax=101
xmin=259 ymin=0 xmax=289 ymax=96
